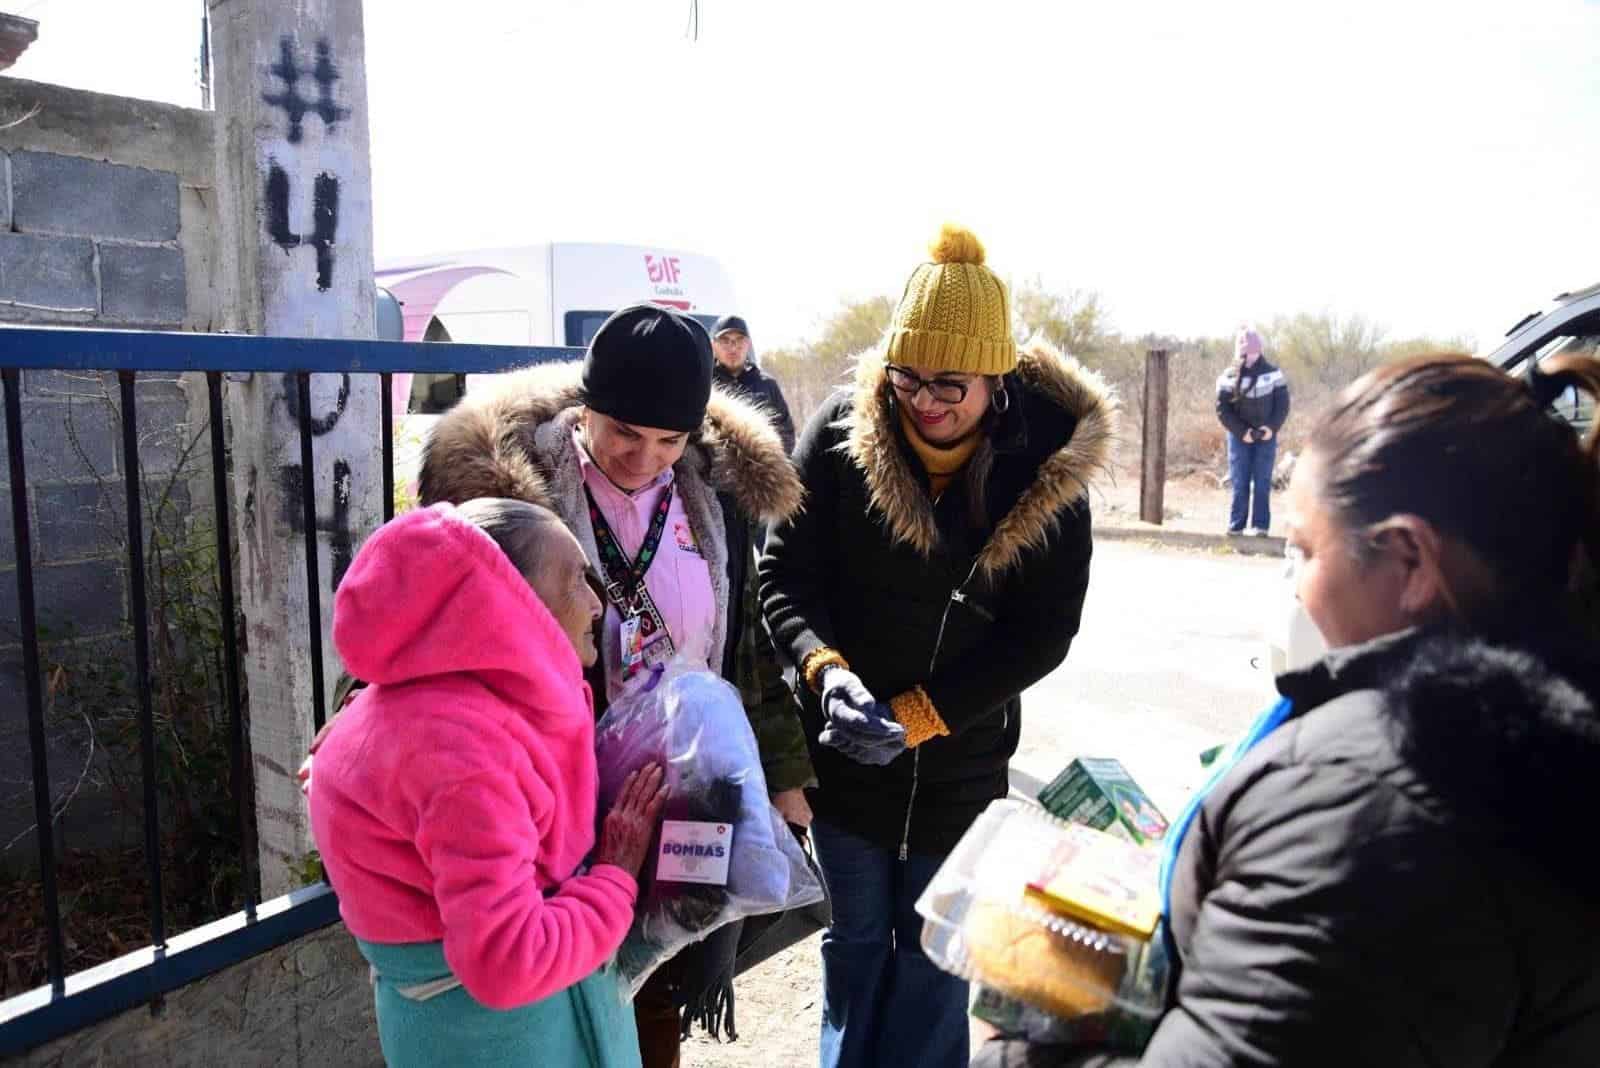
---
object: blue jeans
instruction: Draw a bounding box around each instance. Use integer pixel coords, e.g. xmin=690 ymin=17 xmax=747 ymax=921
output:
xmin=1227 ymin=435 xmax=1277 ymax=532
xmin=810 ymin=819 xmax=969 ymax=1068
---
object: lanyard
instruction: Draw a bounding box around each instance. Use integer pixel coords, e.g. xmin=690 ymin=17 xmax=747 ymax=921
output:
xmin=583 ymin=481 xmax=673 ymax=614
xmin=583 ymin=481 xmax=679 ymax=679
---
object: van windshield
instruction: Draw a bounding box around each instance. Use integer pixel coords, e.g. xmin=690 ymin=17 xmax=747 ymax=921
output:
xmin=564 ymin=310 xmax=720 ymax=348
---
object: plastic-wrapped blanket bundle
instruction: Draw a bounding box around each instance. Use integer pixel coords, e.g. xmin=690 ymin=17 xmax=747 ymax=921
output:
xmin=595 ymin=662 xmax=824 ymax=995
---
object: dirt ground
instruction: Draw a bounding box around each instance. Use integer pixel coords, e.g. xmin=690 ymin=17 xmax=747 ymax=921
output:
xmin=681 ymin=933 xmax=992 ymax=1068
xmin=681 ymin=934 xmax=824 ymax=1068
xmin=1096 ymin=466 xmax=1239 ymax=533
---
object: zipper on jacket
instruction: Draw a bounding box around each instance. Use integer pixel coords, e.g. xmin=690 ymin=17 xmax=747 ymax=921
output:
xmin=899 ymin=559 xmax=982 ymax=862
xmin=898 ymin=748 xmax=920 ymax=862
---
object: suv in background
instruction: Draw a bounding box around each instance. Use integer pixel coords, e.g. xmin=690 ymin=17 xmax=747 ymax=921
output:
xmin=1486 ymin=280 xmax=1600 ymax=437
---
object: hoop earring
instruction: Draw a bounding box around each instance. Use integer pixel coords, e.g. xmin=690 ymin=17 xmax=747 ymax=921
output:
xmin=991 ymin=385 xmax=1011 ymax=414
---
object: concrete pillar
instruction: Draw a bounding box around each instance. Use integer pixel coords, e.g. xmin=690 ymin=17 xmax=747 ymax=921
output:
xmin=208 ymin=0 xmax=381 ymax=896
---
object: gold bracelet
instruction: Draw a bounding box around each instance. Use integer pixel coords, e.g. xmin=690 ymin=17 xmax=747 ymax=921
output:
xmin=801 ymin=647 xmax=850 ymax=693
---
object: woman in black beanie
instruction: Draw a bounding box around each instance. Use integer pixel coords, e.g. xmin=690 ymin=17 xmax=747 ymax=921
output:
xmin=417 ymin=303 xmax=813 ymax=1068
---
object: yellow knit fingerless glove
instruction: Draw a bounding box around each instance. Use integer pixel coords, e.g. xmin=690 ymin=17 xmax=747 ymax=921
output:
xmin=890 ymin=687 xmax=951 ymax=748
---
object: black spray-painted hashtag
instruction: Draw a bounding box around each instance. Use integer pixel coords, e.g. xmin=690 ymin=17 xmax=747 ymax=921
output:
xmin=262 ymin=37 xmax=351 ymax=144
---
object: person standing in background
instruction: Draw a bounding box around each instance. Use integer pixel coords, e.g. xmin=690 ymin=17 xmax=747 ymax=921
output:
xmin=1216 ymin=326 xmax=1291 ymax=536
xmin=712 ymin=315 xmax=797 ymax=455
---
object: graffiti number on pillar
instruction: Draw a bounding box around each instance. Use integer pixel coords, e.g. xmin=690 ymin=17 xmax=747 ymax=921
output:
xmin=280 ymin=459 xmax=355 ymax=591
xmin=262 ymin=36 xmax=347 ymax=290
xmin=281 ymin=372 xmax=350 ymax=435
xmin=263 ymin=37 xmax=350 ymax=144
xmin=266 ymin=164 xmax=340 ymax=291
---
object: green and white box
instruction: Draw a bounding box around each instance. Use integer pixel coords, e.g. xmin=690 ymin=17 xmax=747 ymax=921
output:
xmin=1037 ymin=757 xmax=1169 ymax=845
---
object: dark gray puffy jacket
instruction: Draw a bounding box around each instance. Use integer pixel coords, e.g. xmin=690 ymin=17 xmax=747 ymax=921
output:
xmin=976 ymin=626 xmax=1600 ymax=1068
xmin=1214 ymin=357 xmax=1289 ymax=440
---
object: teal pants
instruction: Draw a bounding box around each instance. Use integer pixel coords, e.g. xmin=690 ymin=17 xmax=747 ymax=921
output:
xmin=357 ymin=939 xmax=641 ymax=1067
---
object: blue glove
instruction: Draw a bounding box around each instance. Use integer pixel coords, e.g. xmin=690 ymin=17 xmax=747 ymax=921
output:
xmin=818 ymin=667 xmax=907 ymax=766
xmin=821 ymin=725 xmax=908 ymax=766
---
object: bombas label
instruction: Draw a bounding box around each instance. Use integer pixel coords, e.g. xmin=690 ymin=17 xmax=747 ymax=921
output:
xmin=656 ymin=820 xmax=734 ymax=885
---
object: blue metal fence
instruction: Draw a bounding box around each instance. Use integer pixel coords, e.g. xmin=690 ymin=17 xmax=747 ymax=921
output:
xmin=0 ymin=327 xmax=579 ymax=1057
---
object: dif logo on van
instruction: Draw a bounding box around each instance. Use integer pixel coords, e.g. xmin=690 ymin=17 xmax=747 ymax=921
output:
xmin=644 ymin=254 xmax=682 ymax=285
xmin=644 ymin=253 xmax=690 ymax=307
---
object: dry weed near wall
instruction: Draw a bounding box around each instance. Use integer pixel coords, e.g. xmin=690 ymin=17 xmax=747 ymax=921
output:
xmin=0 ymin=371 xmax=251 ymax=998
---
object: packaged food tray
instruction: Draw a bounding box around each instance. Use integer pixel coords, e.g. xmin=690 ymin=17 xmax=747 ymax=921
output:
xmin=915 ymin=798 xmax=1167 ymax=1020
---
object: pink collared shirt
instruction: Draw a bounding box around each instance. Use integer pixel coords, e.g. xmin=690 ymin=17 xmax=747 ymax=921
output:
xmin=576 ymin=432 xmax=716 ymax=702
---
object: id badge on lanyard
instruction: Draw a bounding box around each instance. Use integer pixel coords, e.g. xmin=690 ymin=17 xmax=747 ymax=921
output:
xmin=620 ymin=616 xmax=646 ymax=679
xmin=619 ymin=605 xmax=675 ymax=680
xmin=585 ymin=482 xmax=679 ymax=682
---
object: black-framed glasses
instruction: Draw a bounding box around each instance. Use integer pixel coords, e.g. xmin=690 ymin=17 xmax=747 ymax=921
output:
xmin=885 ymin=364 xmax=973 ymax=404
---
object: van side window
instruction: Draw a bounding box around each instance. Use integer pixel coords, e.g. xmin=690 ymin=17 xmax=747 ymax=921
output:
xmin=410 ymin=317 xmax=466 ymax=414
xmin=565 ymin=311 xmax=611 ymax=348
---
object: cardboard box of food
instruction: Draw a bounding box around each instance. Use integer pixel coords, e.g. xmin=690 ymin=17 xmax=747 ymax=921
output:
xmin=1036 ymin=757 xmax=1170 ymax=845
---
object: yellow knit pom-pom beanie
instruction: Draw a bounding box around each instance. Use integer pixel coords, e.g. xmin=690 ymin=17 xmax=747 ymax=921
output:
xmin=884 ymin=223 xmax=1016 ymax=376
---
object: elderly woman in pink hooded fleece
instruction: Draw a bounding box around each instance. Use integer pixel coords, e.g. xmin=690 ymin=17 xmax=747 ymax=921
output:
xmin=307 ymin=497 xmax=666 ymax=1067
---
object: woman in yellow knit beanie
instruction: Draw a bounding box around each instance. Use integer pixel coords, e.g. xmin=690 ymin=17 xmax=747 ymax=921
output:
xmin=759 ymin=225 xmax=1118 ymax=1068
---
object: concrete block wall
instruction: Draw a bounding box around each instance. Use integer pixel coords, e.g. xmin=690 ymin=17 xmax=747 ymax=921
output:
xmin=0 ymin=71 xmax=378 ymax=1068
xmin=0 ymin=78 xmax=218 ymax=862
xmin=0 ymin=77 xmax=216 ymax=330
xmin=14 ymin=923 xmax=381 ymax=1068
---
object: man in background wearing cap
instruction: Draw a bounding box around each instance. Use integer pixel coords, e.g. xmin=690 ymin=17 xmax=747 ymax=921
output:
xmin=712 ymin=315 xmax=796 ymax=455
xmin=1215 ymin=326 xmax=1291 ymax=536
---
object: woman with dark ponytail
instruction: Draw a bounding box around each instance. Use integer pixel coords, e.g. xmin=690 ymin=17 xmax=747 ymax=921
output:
xmin=977 ymin=353 xmax=1600 ymax=1068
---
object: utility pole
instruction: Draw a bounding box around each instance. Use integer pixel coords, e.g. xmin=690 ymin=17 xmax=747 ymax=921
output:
xmin=1139 ymin=348 xmax=1170 ymax=525
xmin=208 ymin=0 xmax=382 ymax=897
xmin=198 ymin=2 xmax=212 ymax=110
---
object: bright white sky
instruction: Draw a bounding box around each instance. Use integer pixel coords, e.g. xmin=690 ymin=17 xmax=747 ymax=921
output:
xmin=9 ymin=0 xmax=1600 ymax=351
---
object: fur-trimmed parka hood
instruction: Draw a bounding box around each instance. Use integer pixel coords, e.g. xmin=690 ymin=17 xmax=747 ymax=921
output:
xmin=417 ymin=359 xmax=803 ymax=523
xmin=840 ymin=336 xmax=1117 ymax=578
xmin=1279 ymin=626 xmax=1600 ymax=898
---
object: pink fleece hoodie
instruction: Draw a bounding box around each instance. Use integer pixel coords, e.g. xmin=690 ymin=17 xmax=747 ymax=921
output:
xmin=308 ymin=503 xmax=637 ymax=1011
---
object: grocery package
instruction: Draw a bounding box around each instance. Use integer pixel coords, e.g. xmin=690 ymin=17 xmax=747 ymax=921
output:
xmin=1036 ymin=757 xmax=1169 ymax=845
xmin=1024 ymin=821 xmax=1162 ymax=939
xmin=917 ymin=799 xmax=1168 ymax=1023
xmin=969 ymin=931 xmax=1169 ymax=1050
xmin=595 ymin=661 xmax=825 ymax=995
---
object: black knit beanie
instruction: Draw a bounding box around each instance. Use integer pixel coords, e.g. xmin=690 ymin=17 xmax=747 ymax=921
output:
xmin=581 ymin=304 xmax=713 ymax=433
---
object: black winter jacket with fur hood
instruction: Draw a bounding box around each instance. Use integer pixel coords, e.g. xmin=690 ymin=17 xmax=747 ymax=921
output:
xmin=415 ymin=360 xmax=814 ymax=792
xmin=978 ymin=625 xmax=1600 ymax=1068
xmin=759 ymin=339 xmax=1117 ymax=855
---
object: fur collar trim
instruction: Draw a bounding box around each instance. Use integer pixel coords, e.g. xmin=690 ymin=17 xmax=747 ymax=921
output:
xmin=1283 ymin=626 xmax=1600 ymax=896
xmin=417 ymin=359 xmax=803 ymax=523
xmin=839 ymin=336 xmax=1118 ymax=579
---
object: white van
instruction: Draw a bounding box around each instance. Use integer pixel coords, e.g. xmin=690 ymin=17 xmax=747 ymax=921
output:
xmin=375 ymin=242 xmax=739 ymax=413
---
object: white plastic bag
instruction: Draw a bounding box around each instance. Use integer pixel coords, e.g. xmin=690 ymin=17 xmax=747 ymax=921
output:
xmin=595 ymin=660 xmax=824 ymax=995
